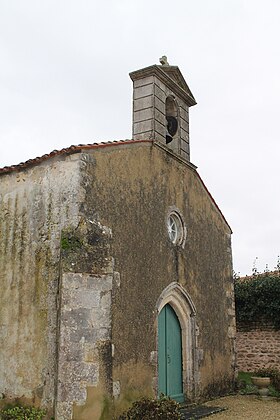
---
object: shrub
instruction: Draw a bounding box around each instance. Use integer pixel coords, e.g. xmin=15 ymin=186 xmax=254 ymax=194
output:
xmin=0 ymin=406 xmax=46 ymax=420
xmin=118 ymin=396 xmax=181 ymax=420
xmin=234 ymin=274 xmax=280 ymax=328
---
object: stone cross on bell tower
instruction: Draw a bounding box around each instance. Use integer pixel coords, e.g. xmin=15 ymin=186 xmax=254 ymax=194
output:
xmin=130 ymin=57 xmax=196 ymax=162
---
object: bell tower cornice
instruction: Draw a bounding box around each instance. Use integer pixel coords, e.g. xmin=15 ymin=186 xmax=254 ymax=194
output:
xmin=130 ymin=65 xmax=196 ymax=107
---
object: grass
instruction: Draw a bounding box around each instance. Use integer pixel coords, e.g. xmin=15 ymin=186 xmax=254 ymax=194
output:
xmin=238 ymin=372 xmax=253 ymax=386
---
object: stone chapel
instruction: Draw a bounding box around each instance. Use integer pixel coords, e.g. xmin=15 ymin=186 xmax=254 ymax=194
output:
xmin=0 ymin=59 xmax=236 ymax=419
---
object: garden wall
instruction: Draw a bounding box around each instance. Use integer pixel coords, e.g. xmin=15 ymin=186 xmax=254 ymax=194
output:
xmin=236 ymin=323 xmax=280 ymax=372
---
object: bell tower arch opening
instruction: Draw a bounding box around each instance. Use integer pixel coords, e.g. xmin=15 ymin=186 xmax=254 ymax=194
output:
xmin=165 ymin=96 xmax=178 ymax=144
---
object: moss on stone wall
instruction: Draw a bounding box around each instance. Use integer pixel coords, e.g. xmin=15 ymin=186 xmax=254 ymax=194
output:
xmin=61 ymin=234 xmax=83 ymax=251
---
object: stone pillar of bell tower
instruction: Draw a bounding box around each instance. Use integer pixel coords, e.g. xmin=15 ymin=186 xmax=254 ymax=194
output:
xmin=129 ymin=57 xmax=196 ymax=162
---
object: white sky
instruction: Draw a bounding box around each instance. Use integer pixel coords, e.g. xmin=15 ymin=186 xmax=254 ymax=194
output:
xmin=1 ymin=0 xmax=279 ymax=276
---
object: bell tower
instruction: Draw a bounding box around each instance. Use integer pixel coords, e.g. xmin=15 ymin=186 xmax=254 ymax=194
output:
xmin=130 ymin=57 xmax=196 ymax=162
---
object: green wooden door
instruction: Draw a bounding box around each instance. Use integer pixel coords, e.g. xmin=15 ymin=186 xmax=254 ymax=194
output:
xmin=158 ymin=304 xmax=184 ymax=402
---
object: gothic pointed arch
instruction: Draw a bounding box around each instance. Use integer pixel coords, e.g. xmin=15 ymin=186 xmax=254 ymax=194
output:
xmin=156 ymin=282 xmax=198 ymax=399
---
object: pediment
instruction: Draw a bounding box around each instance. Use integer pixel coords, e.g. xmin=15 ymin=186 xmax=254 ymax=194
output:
xmin=159 ymin=65 xmax=195 ymax=102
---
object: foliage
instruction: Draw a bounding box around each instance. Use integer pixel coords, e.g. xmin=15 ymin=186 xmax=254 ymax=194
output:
xmin=254 ymin=367 xmax=280 ymax=391
xmin=118 ymin=396 xmax=181 ymax=420
xmin=239 ymin=384 xmax=258 ymax=395
xmin=237 ymin=372 xmax=257 ymax=395
xmin=237 ymin=371 xmax=280 ymax=397
xmin=0 ymin=406 xmax=46 ymax=420
xmin=234 ymin=274 xmax=280 ymax=328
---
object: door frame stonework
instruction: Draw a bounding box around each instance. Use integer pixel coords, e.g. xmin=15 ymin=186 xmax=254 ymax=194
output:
xmin=155 ymin=282 xmax=198 ymax=400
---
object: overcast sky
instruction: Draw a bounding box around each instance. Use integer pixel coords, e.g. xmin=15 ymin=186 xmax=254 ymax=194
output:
xmin=1 ymin=0 xmax=279 ymax=276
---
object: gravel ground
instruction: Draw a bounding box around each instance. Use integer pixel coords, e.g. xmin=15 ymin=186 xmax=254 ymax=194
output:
xmin=205 ymin=395 xmax=280 ymax=419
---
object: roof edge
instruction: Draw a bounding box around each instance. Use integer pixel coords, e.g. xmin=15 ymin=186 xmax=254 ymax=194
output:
xmin=0 ymin=138 xmax=232 ymax=233
xmin=195 ymin=171 xmax=233 ymax=234
xmin=0 ymin=139 xmax=152 ymax=175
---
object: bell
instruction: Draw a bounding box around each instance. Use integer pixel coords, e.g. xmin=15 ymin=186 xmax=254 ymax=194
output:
xmin=166 ymin=133 xmax=173 ymax=144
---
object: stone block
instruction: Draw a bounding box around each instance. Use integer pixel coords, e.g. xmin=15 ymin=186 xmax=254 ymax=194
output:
xmin=154 ymin=84 xmax=166 ymax=103
xmin=70 ymin=328 xmax=97 ymax=344
xmin=134 ymin=95 xmax=154 ymax=112
xmin=134 ymin=76 xmax=154 ymax=88
xmin=154 ymin=77 xmax=166 ymax=92
xmin=91 ymin=308 xmax=111 ymax=328
xmin=100 ymin=291 xmax=111 ymax=308
xmin=62 ymin=308 xmax=92 ymax=329
xmin=181 ymin=140 xmax=190 ymax=154
xmin=167 ymin=138 xmax=180 ymax=154
xmin=70 ymin=289 xmax=100 ymax=309
xmin=134 ymin=84 xmax=154 ymax=100
xmin=150 ymin=351 xmax=157 ymax=365
xmin=59 ymin=343 xmax=84 ymax=362
xmin=63 ymin=273 xmax=86 ymax=289
xmin=133 ymin=108 xmax=153 ymax=123
xmin=96 ymin=327 xmax=110 ymax=340
xmin=133 ymin=131 xmax=153 ymax=140
xmin=154 ymin=97 xmax=165 ymax=112
xmin=87 ymin=275 xmax=113 ymax=291
xmin=180 ymin=118 xmax=189 ymax=133
xmin=113 ymin=381 xmax=121 ymax=398
xmin=179 ymin=106 xmax=189 ymax=123
xmin=133 ymin=119 xmax=153 ymax=135
xmin=227 ymin=307 xmax=236 ymax=316
xmin=56 ymin=402 xmax=73 ymax=419
xmin=155 ymin=108 xmax=165 ymax=124
xmin=151 ymin=376 xmax=157 ymax=393
xmin=154 ymin=130 xmax=165 ymax=144
xmin=228 ymin=326 xmax=235 ymax=338
xmin=113 ymin=271 xmax=120 ymax=288
xmin=180 ymin=127 xmax=189 ymax=142
xmin=154 ymin=120 xmax=165 ymax=137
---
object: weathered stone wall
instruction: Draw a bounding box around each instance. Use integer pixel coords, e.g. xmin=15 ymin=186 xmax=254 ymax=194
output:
xmin=0 ymin=140 xmax=235 ymax=418
xmin=236 ymin=325 xmax=280 ymax=372
xmin=80 ymin=141 xmax=235 ymax=409
xmin=0 ymin=154 xmax=83 ymax=414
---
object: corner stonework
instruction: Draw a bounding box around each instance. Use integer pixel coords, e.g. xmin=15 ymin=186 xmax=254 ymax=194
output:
xmin=56 ymin=273 xmax=113 ymax=419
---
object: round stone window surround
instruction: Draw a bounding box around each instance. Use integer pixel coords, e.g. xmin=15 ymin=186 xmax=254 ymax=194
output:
xmin=166 ymin=207 xmax=186 ymax=248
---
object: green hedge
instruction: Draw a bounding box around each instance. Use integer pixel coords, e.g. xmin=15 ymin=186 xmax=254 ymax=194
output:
xmin=234 ymin=274 xmax=280 ymax=328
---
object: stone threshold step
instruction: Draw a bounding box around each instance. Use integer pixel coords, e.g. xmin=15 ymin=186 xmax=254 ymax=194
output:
xmin=180 ymin=405 xmax=226 ymax=419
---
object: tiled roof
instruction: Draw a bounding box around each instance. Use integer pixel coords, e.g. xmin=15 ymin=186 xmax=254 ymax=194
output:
xmin=0 ymin=139 xmax=152 ymax=175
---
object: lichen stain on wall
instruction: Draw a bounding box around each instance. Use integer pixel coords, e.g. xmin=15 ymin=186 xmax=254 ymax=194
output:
xmin=72 ymin=385 xmax=112 ymax=420
xmin=80 ymin=143 xmax=235 ymax=401
xmin=199 ymin=351 xmax=235 ymax=394
xmin=113 ymin=361 xmax=153 ymax=418
xmin=0 ymin=156 xmax=82 ymax=414
xmin=0 ymin=141 xmax=235 ymax=416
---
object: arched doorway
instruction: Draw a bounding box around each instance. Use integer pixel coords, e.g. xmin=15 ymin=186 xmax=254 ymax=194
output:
xmin=158 ymin=304 xmax=184 ymax=402
xmin=156 ymin=282 xmax=197 ymax=401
